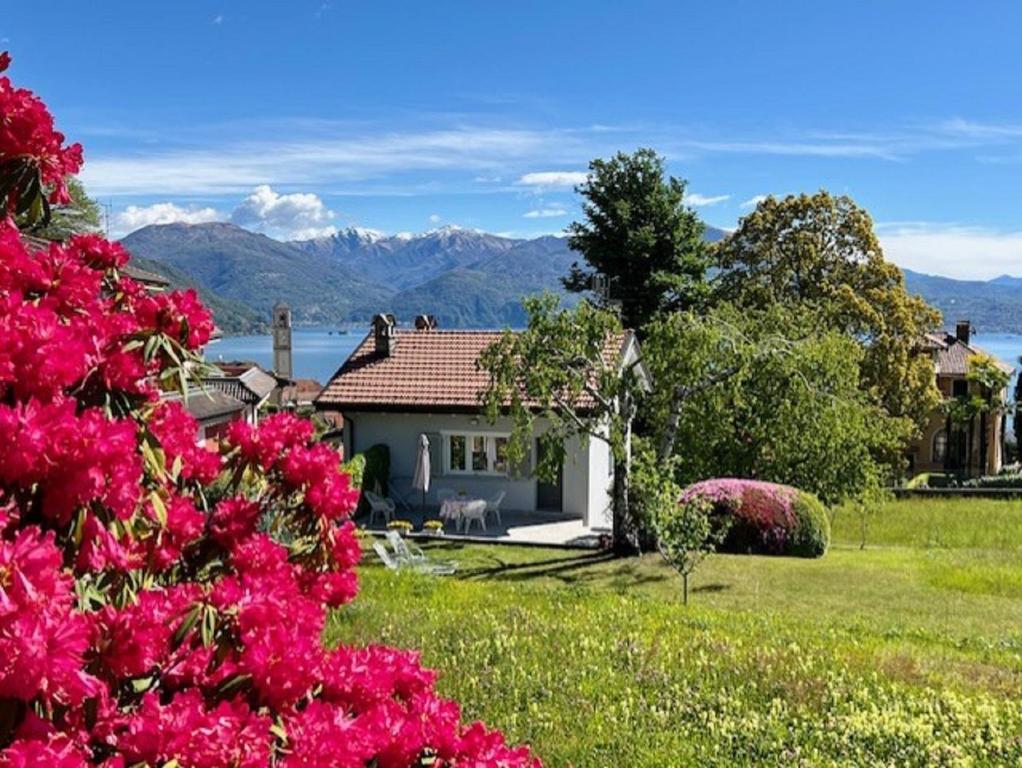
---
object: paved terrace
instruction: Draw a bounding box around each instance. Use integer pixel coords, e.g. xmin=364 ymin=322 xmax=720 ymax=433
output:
xmin=358 ymin=507 xmax=606 ymax=549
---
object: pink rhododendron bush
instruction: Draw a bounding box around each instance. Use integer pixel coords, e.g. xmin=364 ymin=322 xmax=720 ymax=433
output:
xmin=0 ymin=53 xmax=539 ymax=767
xmin=680 ymin=478 xmax=830 ymax=558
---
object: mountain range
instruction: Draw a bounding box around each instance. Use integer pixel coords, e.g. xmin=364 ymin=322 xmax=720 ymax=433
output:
xmin=118 ymin=222 xmax=1022 ymax=335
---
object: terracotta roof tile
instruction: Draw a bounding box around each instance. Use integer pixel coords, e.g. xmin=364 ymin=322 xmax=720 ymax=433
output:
xmin=924 ymin=332 xmax=1013 ymax=376
xmin=315 ymin=329 xmax=629 ymax=413
xmin=316 ymin=330 xmax=502 ymax=411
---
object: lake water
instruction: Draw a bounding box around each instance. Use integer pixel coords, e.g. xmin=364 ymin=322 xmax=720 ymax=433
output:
xmin=206 ymin=328 xmax=1022 ymax=390
xmin=204 ymin=327 xmax=363 ymax=384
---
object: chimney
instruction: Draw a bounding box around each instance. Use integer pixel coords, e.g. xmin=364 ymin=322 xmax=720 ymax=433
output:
xmin=955 ymin=320 xmax=971 ymax=345
xmin=414 ymin=314 xmax=437 ymax=331
xmin=373 ymin=313 xmax=397 ymax=357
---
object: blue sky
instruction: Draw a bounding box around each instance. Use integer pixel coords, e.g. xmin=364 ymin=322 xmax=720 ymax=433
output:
xmin=4 ymin=1 xmax=1022 ymax=278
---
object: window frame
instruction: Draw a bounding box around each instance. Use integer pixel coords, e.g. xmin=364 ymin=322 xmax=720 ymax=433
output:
xmin=442 ymin=430 xmax=513 ymax=476
xmin=932 ymin=428 xmax=948 ymax=464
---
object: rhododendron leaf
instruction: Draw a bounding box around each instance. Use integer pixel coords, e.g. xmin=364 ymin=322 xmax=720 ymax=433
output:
xmin=129 ymin=675 xmax=155 ymax=693
xmin=269 ymin=720 xmax=288 ymax=743
xmin=200 ymin=604 xmax=216 ymax=646
xmin=216 ymin=672 xmax=253 ymax=696
xmin=143 ymin=334 xmax=160 ymax=361
xmin=140 ymin=438 xmax=164 ymax=476
xmin=171 ymin=603 xmax=201 ymax=648
xmin=149 ymin=492 xmax=167 ymax=526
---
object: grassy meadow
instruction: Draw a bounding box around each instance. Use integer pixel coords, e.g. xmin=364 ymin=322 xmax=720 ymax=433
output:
xmin=327 ymin=498 xmax=1022 ymax=766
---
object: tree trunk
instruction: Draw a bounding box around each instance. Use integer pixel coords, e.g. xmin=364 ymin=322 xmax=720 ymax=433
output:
xmin=943 ymin=414 xmax=952 ymax=471
xmin=682 ymin=573 xmax=689 ymax=605
xmin=966 ymin=415 xmax=974 ymax=478
xmin=659 ymin=403 xmax=682 ymax=463
xmin=979 ymin=410 xmax=988 ymax=476
xmin=612 ymin=392 xmax=640 ymax=556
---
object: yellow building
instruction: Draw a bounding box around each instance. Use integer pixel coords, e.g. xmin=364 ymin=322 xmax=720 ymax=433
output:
xmin=909 ymin=321 xmax=1013 ymax=478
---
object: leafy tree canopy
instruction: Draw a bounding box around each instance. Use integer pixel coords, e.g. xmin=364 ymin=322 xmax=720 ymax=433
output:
xmin=712 ymin=191 xmax=941 ymax=430
xmin=642 ymin=304 xmax=911 ymax=505
xmin=563 ymin=148 xmax=709 ymax=331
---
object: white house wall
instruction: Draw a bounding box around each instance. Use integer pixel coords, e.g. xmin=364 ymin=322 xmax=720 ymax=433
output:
xmin=344 ymin=411 xmax=602 ymax=520
xmin=586 ymin=429 xmax=614 ymax=530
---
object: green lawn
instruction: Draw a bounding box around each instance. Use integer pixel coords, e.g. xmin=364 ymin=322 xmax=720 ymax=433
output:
xmin=327 ymin=498 xmax=1022 ymax=766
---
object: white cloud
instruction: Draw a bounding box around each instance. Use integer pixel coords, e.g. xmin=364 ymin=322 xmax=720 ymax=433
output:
xmin=113 ymin=202 xmax=222 ymax=236
xmin=523 ymin=208 xmax=567 ymax=219
xmin=82 ymin=127 xmax=570 ymax=196
xmin=212 ymin=14 xmax=224 ymax=24
xmin=740 ymin=194 xmax=768 ymax=209
xmin=516 ymin=171 xmax=589 ymax=188
xmin=684 ymin=193 xmax=729 ymax=207
xmin=231 ymin=185 xmax=336 ymax=240
xmin=879 ymin=223 xmax=1022 ymax=280
xmin=428 ymin=213 xmax=442 ymax=224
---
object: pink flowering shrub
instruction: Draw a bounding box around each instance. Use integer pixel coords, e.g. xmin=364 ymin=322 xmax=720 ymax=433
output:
xmin=681 ymin=478 xmax=830 ymax=557
xmin=0 ymin=53 xmax=539 ymax=766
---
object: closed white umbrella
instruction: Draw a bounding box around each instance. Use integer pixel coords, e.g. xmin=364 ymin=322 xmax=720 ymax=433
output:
xmin=412 ymin=433 xmax=431 ymax=510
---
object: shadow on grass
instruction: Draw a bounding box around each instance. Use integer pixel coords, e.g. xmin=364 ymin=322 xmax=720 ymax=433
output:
xmin=462 ymin=551 xmax=615 ymax=581
xmin=692 ymin=583 xmax=731 ymax=594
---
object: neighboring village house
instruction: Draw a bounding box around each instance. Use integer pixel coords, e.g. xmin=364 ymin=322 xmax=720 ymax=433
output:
xmin=205 ymin=361 xmax=280 ymax=423
xmin=315 ymin=314 xmax=644 ymax=531
xmin=909 ymin=320 xmax=1013 ymax=477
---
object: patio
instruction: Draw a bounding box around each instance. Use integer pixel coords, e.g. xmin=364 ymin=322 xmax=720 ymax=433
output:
xmin=359 ymin=506 xmax=607 ymax=549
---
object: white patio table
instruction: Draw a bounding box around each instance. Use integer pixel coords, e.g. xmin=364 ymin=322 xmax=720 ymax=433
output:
xmin=439 ymin=498 xmax=484 ymax=532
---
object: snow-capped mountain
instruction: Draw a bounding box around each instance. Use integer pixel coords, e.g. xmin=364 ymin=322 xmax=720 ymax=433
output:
xmin=290 ymin=225 xmax=519 ymax=290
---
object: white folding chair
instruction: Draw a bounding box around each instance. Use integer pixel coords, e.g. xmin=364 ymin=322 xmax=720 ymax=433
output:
xmin=485 ymin=490 xmax=506 ymax=527
xmin=373 ymin=541 xmax=401 ymax=570
xmin=364 ymin=491 xmax=395 ymax=526
xmin=460 ymin=499 xmax=487 ymax=534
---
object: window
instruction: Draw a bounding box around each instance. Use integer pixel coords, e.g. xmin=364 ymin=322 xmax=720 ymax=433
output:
xmin=494 ymin=437 xmax=509 ymax=474
xmin=444 ymin=431 xmax=511 ymax=475
xmin=932 ymin=429 xmax=947 ymax=464
xmin=952 ymin=379 xmax=968 ymax=398
xmin=450 ymin=435 xmax=466 ymax=472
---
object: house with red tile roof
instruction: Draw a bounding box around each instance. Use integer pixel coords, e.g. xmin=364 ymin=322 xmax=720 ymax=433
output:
xmin=909 ymin=321 xmax=1013 ymax=477
xmin=316 ymin=314 xmax=640 ymax=530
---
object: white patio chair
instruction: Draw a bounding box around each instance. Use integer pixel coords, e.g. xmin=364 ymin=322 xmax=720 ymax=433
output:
xmin=385 ymin=531 xmax=458 ymax=574
xmin=364 ymin=490 xmax=395 ymax=526
xmin=373 ymin=541 xmax=401 ymax=570
xmin=460 ymin=499 xmax=487 ymax=534
xmin=485 ymin=490 xmax=506 ymax=527
xmin=377 ymin=535 xmax=457 ymax=575
xmin=385 ymin=530 xmax=427 ymax=563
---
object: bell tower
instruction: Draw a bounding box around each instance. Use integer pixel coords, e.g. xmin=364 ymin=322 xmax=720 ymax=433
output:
xmin=272 ymin=302 xmax=293 ymax=381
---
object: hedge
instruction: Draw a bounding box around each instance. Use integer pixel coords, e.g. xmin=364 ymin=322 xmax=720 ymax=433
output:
xmin=681 ymin=478 xmax=830 ymax=558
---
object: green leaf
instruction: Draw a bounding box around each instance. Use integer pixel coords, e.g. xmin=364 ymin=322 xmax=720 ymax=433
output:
xmin=149 ymin=492 xmax=167 ymax=527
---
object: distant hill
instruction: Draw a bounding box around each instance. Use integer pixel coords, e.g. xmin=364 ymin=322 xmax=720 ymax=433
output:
xmin=901 ymin=269 xmax=1022 ymax=334
xmin=127 ymin=255 xmax=266 ymax=335
xmin=119 ymin=221 xmax=1022 ymax=336
xmin=119 ymin=223 xmax=393 ymax=327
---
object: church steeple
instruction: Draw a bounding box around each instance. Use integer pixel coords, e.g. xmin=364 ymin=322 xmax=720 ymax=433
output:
xmin=272 ymin=302 xmax=293 ymax=381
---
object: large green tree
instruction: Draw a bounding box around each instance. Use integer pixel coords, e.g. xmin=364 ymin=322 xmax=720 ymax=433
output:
xmin=642 ymin=305 xmax=910 ymax=505
xmin=712 ymin=192 xmax=941 ymax=433
xmin=563 ymin=148 xmax=708 ymax=331
xmin=480 ymin=295 xmax=647 ymax=554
